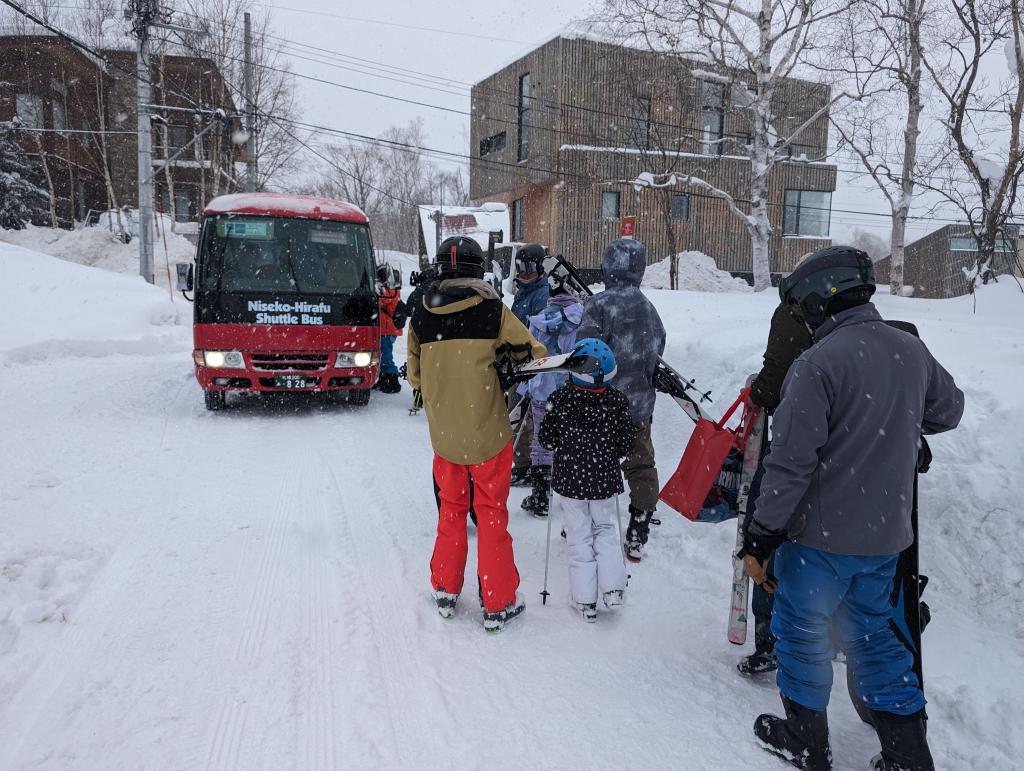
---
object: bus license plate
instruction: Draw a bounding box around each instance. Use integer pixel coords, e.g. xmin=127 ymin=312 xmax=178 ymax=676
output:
xmin=275 ymin=375 xmax=311 ymax=389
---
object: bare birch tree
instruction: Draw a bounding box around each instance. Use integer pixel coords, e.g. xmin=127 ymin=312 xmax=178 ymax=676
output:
xmin=826 ymin=0 xmax=939 ymax=295
xmin=920 ymin=0 xmax=1024 ymax=291
xmin=597 ymin=0 xmax=856 ymax=290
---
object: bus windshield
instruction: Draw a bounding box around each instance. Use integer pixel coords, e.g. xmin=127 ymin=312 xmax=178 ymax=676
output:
xmin=199 ymin=216 xmax=375 ymax=295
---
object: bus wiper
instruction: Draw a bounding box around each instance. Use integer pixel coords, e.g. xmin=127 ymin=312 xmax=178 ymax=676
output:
xmin=282 ymin=243 xmax=304 ymax=293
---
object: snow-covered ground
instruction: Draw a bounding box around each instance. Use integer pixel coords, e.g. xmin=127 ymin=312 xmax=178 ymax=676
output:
xmin=0 ymin=239 xmax=1021 ymax=769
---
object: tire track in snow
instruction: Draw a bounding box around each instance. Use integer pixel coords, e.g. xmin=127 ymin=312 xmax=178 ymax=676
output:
xmin=315 ymin=415 xmax=450 ymax=765
xmin=233 ymin=472 xmax=294 ymax=662
xmin=203 ymin=697 xmax=249 ymax=771
xmin=299 ymin=459 xmax=339 ymax=771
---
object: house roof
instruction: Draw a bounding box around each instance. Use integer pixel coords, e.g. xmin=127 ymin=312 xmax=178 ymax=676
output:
xmin=417 ymin=203 xmax=510 ymax=254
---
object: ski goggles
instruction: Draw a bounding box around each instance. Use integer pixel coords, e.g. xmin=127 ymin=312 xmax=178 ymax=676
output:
xmin=515 ymin=257 xmax=542 ymax=275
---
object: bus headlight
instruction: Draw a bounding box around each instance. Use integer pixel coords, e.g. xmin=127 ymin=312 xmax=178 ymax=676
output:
xmin=336 ymin=351 xmax=373 ymax=368
xmin=203 ymin=350 xmax=245 ymax=368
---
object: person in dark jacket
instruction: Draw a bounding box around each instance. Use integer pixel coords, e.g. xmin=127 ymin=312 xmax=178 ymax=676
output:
xmin=739 ymin=246 xmax=964 ymax=771
xmin=576 ymin=238 xmax=666 ymax=563
xmin=738 ymin=303 xmax=814 ymax=677
xmin=538 ymin=338 xmax=637 ymax=621
xmin=509 ymin=244 xmax=552 ymax=486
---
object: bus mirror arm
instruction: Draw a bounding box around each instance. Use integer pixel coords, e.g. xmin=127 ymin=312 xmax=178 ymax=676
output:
xmin=176 ymin=263 xmax=195 ymax=302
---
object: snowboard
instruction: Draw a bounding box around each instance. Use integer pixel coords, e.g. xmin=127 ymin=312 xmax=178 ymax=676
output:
xmin=728 ymin=377 xmax=767 ymax=645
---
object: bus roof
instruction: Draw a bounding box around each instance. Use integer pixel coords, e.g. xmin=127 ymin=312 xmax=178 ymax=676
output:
xmin=204 ymin=193 xmax=369 ymax=224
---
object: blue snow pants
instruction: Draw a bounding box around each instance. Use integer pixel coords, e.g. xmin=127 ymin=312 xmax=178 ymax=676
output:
xmin=771 ymin=541 xmax=925 ymax=715
xmin=380 ymin=335 xmax=399 ymax=375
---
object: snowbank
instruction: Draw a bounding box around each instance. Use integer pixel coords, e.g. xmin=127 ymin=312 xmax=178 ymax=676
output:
xmin=643 ymin=251 xmax=753 ymax=292
xmin=0 ymin=242 xmax=188 ymax=357
xmin=0 ymin=222 xmax=196 ymax=291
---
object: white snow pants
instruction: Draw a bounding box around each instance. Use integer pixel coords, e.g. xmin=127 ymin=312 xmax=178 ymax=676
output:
xmin=558 ymin=495 xmax=627 ymax=605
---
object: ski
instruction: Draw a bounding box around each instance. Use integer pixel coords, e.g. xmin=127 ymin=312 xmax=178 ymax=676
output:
xmin=543 ymin=253 xmax=713 ymax=424
xmin=728 ymin=376 xmax=766 ymax=646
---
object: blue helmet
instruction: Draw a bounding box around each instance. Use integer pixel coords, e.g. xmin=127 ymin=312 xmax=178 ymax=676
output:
xmin=569 ymin=338 xmax=617 ymax=389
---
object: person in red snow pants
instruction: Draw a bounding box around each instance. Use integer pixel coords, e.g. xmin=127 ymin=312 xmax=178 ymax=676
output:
xmin=430 ymin=442 xmax=519 ymax=611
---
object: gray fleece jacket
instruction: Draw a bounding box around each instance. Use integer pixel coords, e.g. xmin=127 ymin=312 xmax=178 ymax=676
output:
xmin=754 ymin=303 xmax=964 ymax=556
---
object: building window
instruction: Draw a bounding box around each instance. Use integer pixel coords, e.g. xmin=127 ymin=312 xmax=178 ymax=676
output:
xmin=602 ymin=191 xmax=620 ymax=220
xmin=788 ymin=143 xmax=820 ymax=161
xmin=670 ymin=195 xmax=690 ymax=222
xmin=783 ymin=190 xmax=832 ymax=237
xmin=15 ymin=94 xmax=44 ymax=129
xmin=628 ymin=96 xmax=651 ymax=149
xmin=479 ymin=131 xmax=506 ymax=157
xmin=511 ymin=197 xmax=524 ymax=240
xmin=700 ymin=82 xmax=725 ymax=156
xmin=517 ymin=73 xmax=531 ymax=162
xmin=949 ymin=235 xmax=1014 ymax=252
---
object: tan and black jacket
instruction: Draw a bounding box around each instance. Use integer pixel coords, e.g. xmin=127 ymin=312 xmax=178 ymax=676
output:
xmin=407 ymin=278 xmax=546 ymax=465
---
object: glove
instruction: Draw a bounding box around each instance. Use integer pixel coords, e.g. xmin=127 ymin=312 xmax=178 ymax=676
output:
xmin=737 ymin=519 xmax=786 ymax=593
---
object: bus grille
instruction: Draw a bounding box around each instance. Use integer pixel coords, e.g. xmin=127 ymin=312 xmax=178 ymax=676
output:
xmin=250 ymin=353 xmax=330 ymax=371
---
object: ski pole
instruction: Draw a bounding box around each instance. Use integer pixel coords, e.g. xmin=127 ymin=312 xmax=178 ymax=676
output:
xmin=540 ymin=496 xmax=554 ymax=605
xmin=614 ymin=493 xmax=627 ymax=568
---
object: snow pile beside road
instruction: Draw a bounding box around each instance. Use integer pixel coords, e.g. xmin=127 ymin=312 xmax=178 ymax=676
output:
xmin=0 ymin=223 xmax=195 ymax=290
xmin=0 ymin=241 xmax=189 ymax=357
xmin=643 ymin=251 xmax=753 ymax=292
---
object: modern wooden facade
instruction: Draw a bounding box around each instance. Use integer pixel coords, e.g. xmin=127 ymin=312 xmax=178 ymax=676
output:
xmin=470 ymin=37 xmax=836 ymax=276
xmin=874 ymin=224 xmax=1022 ymax=298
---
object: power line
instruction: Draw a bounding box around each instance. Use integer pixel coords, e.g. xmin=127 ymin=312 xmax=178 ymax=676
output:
xmin=249 ymin=2 xmax=538 ymax=46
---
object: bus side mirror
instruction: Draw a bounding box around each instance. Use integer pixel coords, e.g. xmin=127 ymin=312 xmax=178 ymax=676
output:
xmin=176 ymin=262 xmax=194 ymax=292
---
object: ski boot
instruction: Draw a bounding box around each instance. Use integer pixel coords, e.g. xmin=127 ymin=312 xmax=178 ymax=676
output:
xmin=574 ymin=602 xmax=597 ymax=623
xmin=738 ymin=649 xmax=778 ymax=677
xmin=625 ymin=506 xmax=653 ymax=563
xmin=869 ymin=709 xmax=934 ymax=771
xmin=482 ymin=595 xmax=526 ymax=633
xmin=520 ymin=466 xmax=551 ymax=518
xmin=510 ymin=465 xmax=533 ymax=488
xmin=602 ymin=589 xmax=624 ymax=611
xmin=376 ymin=373 xmax=402 ymax=394
xmin=754 ymin=695 xmax=832 ymax=770
xmin=433 ymin=589 xmax=459 ymax=620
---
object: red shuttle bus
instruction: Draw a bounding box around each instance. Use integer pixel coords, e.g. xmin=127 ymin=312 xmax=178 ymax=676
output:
xmin=184 ymin=193 xmax=381 ymax=410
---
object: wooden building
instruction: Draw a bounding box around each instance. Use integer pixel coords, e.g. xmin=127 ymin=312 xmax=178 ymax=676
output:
xmin=470 ymin=36 xmax=836 ymax=277
xmin=0 ymin=34 xmax=241 ymax=228
xmin=874 ymin=224 xmax=1022 ymax=298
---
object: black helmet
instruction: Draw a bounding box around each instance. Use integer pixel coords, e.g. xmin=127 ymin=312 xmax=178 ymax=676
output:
xmin=376 ymin=264 xmax=391 ymax=284
xmin=515 ymin=243 xmax=546 ymax=277
xmin=436 ymin=236 xmax=485 ymax=279
xmin=779 ymin=246 xmax=876 ymax=328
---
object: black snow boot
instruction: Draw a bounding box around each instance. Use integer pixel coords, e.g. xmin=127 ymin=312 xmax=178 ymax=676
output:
xmin=625 ymin=506 xmax=653 ymax=562
xmin=376 ymin=373 xmax=401 ymax=394
xmin=433 ymin=589 xmax=458 ymax=619
xmin=754 ymin=695 xmax=832 ymax=771
xmin=482 ymin=595 xmax=525 ymax=633
xmin=510 ymin=465 xmax=533 ymax=488
xmin=521 ymin=466 xmax=551 ymax=518
xmin=869 ymin=709 xmax=934 ymax=771
xmin=737 ymin=649 xmax=778 ymax=677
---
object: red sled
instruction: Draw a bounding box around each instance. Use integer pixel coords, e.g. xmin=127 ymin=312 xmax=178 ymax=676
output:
xmin=658 ymin=388 xmax=761 ymax=522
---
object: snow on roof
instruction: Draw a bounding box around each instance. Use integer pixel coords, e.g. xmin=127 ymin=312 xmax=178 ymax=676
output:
xmin=417 ymin=204 xmax=510 ymax=253
xmin=204 ymin=193 xmax=369 ymax=224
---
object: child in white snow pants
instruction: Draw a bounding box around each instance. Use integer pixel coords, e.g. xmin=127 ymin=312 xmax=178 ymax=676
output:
xmin=559 ymin=496 xmax=627 ymax=607
xmin=537 ymin=339 xmax=637 ymax=620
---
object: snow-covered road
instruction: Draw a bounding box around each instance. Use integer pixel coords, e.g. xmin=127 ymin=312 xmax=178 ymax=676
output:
xmin=1 ymin=245 xmax=1021 ymax=769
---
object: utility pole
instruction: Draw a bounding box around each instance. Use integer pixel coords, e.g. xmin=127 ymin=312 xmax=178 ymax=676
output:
xmin=131 ymin=0 xmax=159 ymax=284
xmin=243 ymin=12 xmax=257 ymax=193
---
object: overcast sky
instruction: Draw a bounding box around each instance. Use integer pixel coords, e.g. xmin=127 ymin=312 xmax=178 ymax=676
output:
xmin=266 ymin=0 xmax=1010 ymax=246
